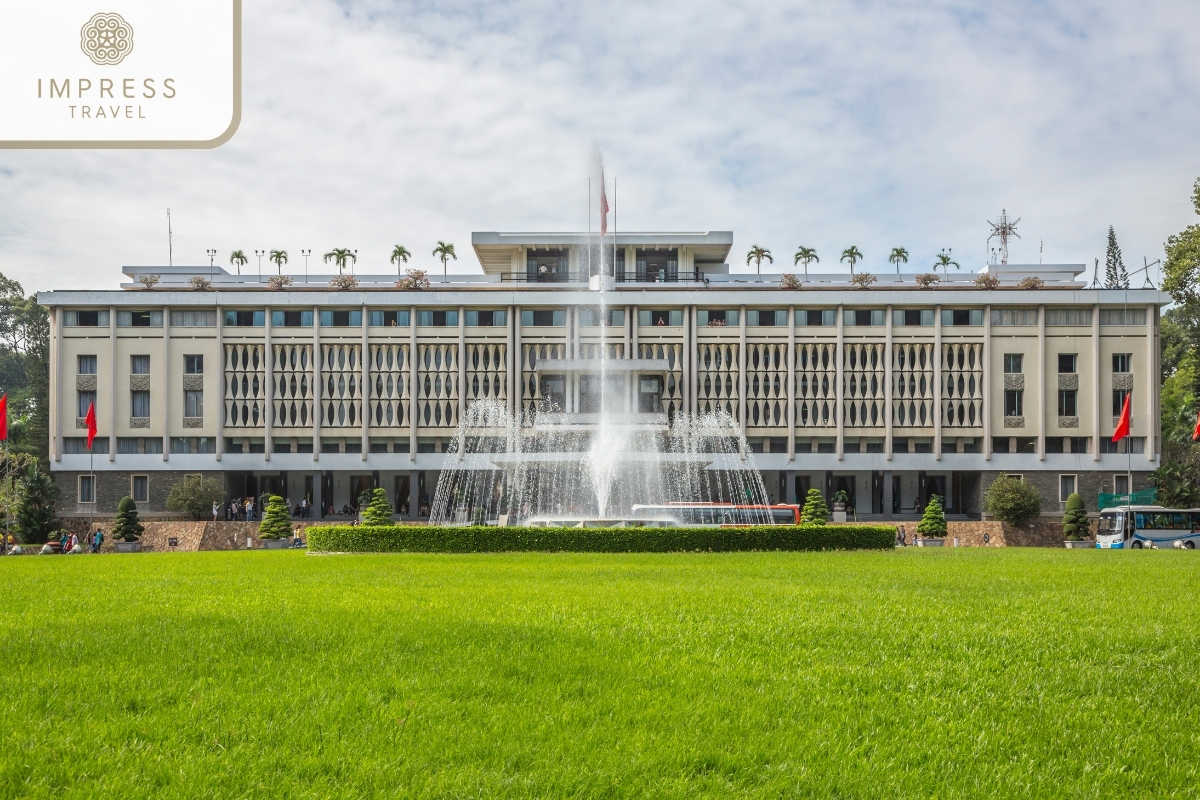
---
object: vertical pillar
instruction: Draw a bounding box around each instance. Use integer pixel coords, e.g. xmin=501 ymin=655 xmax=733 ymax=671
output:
xmin=681 ymin=306 xmax=690 ymax=412
xmin=885 ymin=304 xmax=893 ymax=461
xmin=835 ymin=304 xmax=844 ymax=459
xmin=1091 ymin=303 xmax=1100 ymax=462
xmin=934 ymin=304 xmax=942 ymax=462
xmin=312 ymin=305 xmax=321 ymax=462
xmin=109 ymin=304 xmax=117 ymax=461
xmin=787 ymin=304 xmax=795 ymax=461
xmin=361 ymin=303 xmax=369 ymax=461
xmin=162 ymin=304 xmax=171 ymax=461
xmin=738 ymin=304 xmax=747 ymax=435
xmin=983 ymin=305 xmax=991 ymax=461
xmin=883 ymin=469 xmax=893 ymax=520
xmin=507 ymin=305 xmax=516 ymax=417
xmin=409 ymin=469 xmax=419 ymax=521
xmin=264 ymin=305 xmax=272 ymax=462
xmin=312 ymin=470 xmax=322 ymax=516
xmin=216 ymin=300 xmax=224 ymax=461
xmin=458 ymin=304 xmax=466 ymax=462
xmin=690 ymin=304 xmax=699 ymax=413
xmin=51 ymin=306 xmax=61 ymax=462
xmin=1147 ymin=303 xmax=1156 ymax=463
xmin=630 ymin=304 xmax=638 ymax=413
xmin=513 ymin=305 xmax=523 ymax=420
xmin=409 ymin=304 xmax=418 ymax=461
xmin=1037 ymin=304 xmax=1045 ymax=461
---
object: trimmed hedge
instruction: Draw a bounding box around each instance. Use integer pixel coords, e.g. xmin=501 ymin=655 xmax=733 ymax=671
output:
xmin=307 ymin=524 xmax=896 ymax=554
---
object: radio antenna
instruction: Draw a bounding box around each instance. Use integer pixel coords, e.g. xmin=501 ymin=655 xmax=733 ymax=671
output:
xmin=167 ymin=208 xmax=173 ymax=266
xmin=987 ymin=209 xmax=1021 ymax=265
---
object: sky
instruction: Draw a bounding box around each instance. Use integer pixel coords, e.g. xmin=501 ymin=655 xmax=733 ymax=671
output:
xmin=2 ymin=0 xmax=1199 ymax=292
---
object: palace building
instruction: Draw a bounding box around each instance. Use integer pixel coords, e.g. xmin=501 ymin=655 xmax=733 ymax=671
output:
xmin=38 ymin=230 xmax=1164 ymax=522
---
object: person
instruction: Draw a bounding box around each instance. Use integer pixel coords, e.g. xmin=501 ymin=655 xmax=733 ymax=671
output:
xmin=301 ymin=498 xmax=308 ymax=518
xmin=92 ymin=528 xmax=104 ymax=553
xmin=59 ymin=531 xmax=69 ymax=553
xmin=212 ymin=501 xmax=220 ymax=522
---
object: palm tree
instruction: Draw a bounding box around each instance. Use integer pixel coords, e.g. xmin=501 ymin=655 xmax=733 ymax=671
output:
xmin=432 ymin=241 xmax=457 ymax=280
xmin=229 ymin=250 xmax=248 ymax=275
xmin=933 ymin=249 xmax=960 ymax=274
xmin=888 ymin=247 xmax=909 ymax=275
xmin=323 ymin=248 xmax=356 ymax=275
xmin=840 ymin=246 xmax=863 ymax=276
xmin=390 ymin=244 xmax=412 ymax=279
xmin=793 ymin=246 xmax=819 ymax=280
xmin=746 ymin=245 xmax=773 ymax=275
xmin=269 ymin=249 xmax=289 ymax=275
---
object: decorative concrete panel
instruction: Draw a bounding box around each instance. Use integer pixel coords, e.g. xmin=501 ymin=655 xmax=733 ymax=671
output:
xmin=76 ymin=375 xmax=96 ymax=391
xmin=182 ymin=375 xmax=204 ymax=391
xmin=1003 ymin=373 xmax=1025 ymax=390
xmin=1057 ymin=373 xmax=1078 ymax=390
xmin=130 ymin=416 xmax=149 ymax=428
xmin=130 ymin=375 xmax=150 ymax=391
xmin=1058 ymin=416 xmax=1079 ymax=428
xmin=1112 ymin=373 xmax=1133 ymax=390
xmin=1003 ymin=416 xmax=1025 ymax=428
xmin=76 ymin=417 xmax=88 ymax=428
xmin=183 ymin=417 xmax=203 ymax=428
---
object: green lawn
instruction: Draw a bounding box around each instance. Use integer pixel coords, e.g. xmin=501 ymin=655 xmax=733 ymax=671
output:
xmin=1 ymin=549 xmax=1198 ymax=798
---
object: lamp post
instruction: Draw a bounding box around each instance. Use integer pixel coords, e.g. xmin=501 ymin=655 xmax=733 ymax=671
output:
xmin=206 ymin=248 xmax=216 ymax=282
xmin=255 ymin=249 xmax=264 ymax=282
xmin=302 ymin=249 xmax=311 ymax=284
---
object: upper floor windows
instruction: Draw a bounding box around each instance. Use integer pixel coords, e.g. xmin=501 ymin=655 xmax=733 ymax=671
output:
xmin=894 ymin=309 xmax=934 ymax=327
xmin=1058 ymin=353 xmax=1077 ymax=373
xmin=1112 ymin=353 xmax=1131 ymax=373
xmin=417 ymin=310 xmax=458 ymax=327
xmin=184 ymin=355 xmax=203 ymax=374
xmin=990 ymin=309 xmax=1037 ymax=326
xmin=272 ymin=310 xmax=313 ymax=327
xmin=130 ymin=355 xmax=150 ymax=374
xmin=638 ymin=309 xmax=682 ymax=327
xmin=369 ymin=310 xmax=411 ymax=327
xmin=170 ymin=310 xmax=217 ymax=327
xmin=117 ymin=310 xmax=162 ymax=327
xmin=1003 ymin=354 xmax=1023 ymax=373
xmin=940 ymin=309 xmax=983 ymax=326
xmin=320 ymin=310 xmax=362 ymax=327
xmin=223 ymin=310 xmax=264 ymax=327
xmin=1046 ymin=308 xmax=1091 ymax=326
xmin=844 ymin=309 xmax=884 ymax=327
xmin=698 ymin=309 xmax=738 ymax=327
xmin=746 ymin=309 xmax=786 ymax=326
xmin=64 ymin=310 xmax=109 ymax=327
xmin=796 ymin=309 xmax=836 ymax=327
xmin=521 ymin=309 xmax=565 ymax=327
xmin=578 ymin=308 xmax=624 ymax=327
xmin=465 ymin=310 xmax=506 ymax=327
xmin=1100 ymin=308 xmax=1147 ymax=326
xmin=77 ymin=355 xmax=97 ymax=374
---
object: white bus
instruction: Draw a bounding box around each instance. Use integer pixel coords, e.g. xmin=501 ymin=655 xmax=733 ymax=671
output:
xmin=1096 ymin=505 xmax=1200 ymax=549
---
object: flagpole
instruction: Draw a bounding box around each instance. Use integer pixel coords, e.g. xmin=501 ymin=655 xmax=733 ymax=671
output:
xmin=1124 ymin=284 xmax=1131 ymax=499
xmin=587 ymin=178 xmax=592 ymax=279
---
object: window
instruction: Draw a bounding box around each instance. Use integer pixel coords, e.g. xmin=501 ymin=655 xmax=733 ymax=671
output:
xmin=368 ymin=310 xmax=411 ymax=327
xmin=1059 ymin=475 xmax=1076 ymax=502
xmin=894 ymin=309 xmax=934 ymax=326
xmin=1071 ymin=437 xmax=1090 ymax=454
xmin=843 ymin=440 xmax=860 ymax=453
xmin=1015 ymin=438 xmax=1037 ymax=453
xmin=223 ymin=310 xmax=264 ymax=327
xmin=1003 ymin=354 xmax=1023 ymax=373
xmin=272 ymin=310 xmax=314 ymax=327
xmin=131 ymin=391 xmax=150 ymax=417
xmin=465 ymin=310 xmax=506 ymax=327
xmin=184 ymin=355 xmax=203 ymax=374
xmin=963 ymin=438 xmax=981 ymax=453
xmin=78 ymin=355 xmax=97 ymax=374
xmin=698 ymin=309 xmax=738 ymax=327
xmin=1114 ymin=474 xmax=1130 ymax=495
xmin=1100 ymin=309 xmax=1147 ymax=326
xmin=117 ymin=310 xmax=163 ymax=327
xmin=1046 ymin=437 xmax=1065 ymax=454
xmin=637 ymin=309 xmax=683 ymax=326
xmin=77 ymin=390 xmax=96 ymax=418
xmin=795 ymin=440 xmax=813 ymax=454
xmin=992 ymin=437 xmax=1010 ymax=454
xmin=170 ymin=310 xmax=217 ymax=327
xmin=185 ymin=390 xmax=203 ymax=418
xmin=940 ymin=309 xmax=983 ymax=326
xmin=990 ymin=309 xmax=1037 ymax=326
xmin=224 ymin=438 xmax=244 ymax=454
xmin=892 ymin=439 xmax=909 ymax=454
xmin=1112 ymin=353 xmax=1131 ymax=373
xmin=1058 ymin=390 xmax=1077 ymax=416
xmin=540 ymin=375 xmax=566 ymax=409
xmin=131 ymin=355 xmax=150 ymax=374
xmin=1004 ymin=390 xmax=1023 ymax=416
xmin=1112 ymin=389 xmax=1130 ymax=416
xmin=520 ymin=309 xmax=566 ymax=327
xmin=914 ymin=439 xmax=933 ymax=454
xmin=63 ymin=437 xmax=109 ymax=454
xmin=78 ymin=475 xmax=95 ymax=504
xmin=273 ymin=441 xmax=292 ymax=453
xmin=817 ymin=440 xmax=836 ymax=454
xmin=64 ymin=310 xmax=110 ymax=327
xmin=746 ymin=309 xmax=786 ymax=326
xmin=845 ymin=309 xmax=884 ymax=326
xmin=865 ymin=440 xmax=884 ymax=454
xmin=369 ymin=439 xmax=389 ymax=453
xmin=170 ymin=437 xmax=214 ymax=454
xmin=249 ymin=439 xmax=265 ymax=453
xmin=319 ymin=310 xmax=363 ymax=327
xmin=1045 ymin=308 xmax=1092 ymax=326
xmin=796 ymin=309 xmax=836 ymax=326
xmin=320 ymin=439 xmax=341 ymax=454
xmin=941 ymin=440 xmax=957 ymax=453
xmin=578 ymin=308 xmax=624 ymax=327
xmin=118 ymin=437 xmax=139 ymax=454
xmin=117 ymin=437 xmax=160 ymax=454
xmin=131 ymin=475 xmax=148 ymax=503
xmin=1056 ymin=354 xmax=1076 ymax=373
xmin=344 ymin=440 xmax=362 ymax=454
xmin=296 ymin=439 xmax=314 ymax=453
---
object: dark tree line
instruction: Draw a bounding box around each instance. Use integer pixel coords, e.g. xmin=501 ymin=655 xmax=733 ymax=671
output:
xmin=0 ymin=272 xmax=50 ymax=468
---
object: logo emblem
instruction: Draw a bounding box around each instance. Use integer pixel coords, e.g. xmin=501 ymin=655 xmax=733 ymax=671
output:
xmin=80 ymin=12 xmax=134 ymax=65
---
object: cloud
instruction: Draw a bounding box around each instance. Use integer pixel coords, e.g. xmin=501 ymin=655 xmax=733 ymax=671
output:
xmin=1 ymin=0 xmax=1198 ymax=291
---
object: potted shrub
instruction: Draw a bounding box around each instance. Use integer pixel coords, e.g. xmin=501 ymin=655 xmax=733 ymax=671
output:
xmin=112 ymin=495 xmax=144 ymax=552
xmin=914 ymin=273 xmax=940 ymax=288
xmin=916 ymin=494 xmax=947 ymax=546
xmin=831 ymin=489 xmax=849 ymax=512
xmin=850 ymin=273 xmax=877 ymax=288
xmin=779 ymin=273 xmax=802 ymax=290
xmin=396 ymin=268 xmax=430 ymax=291
xmin=1061 ymin=492 xmax=1091 ymax=548
xmin=974 ymin=273 xmax=1000 ymax=289
xmin=800 ymin=488 xmax=829 ymax=525
xmin=258 ymin=494 xmax=293 ymax=548
xmin=1017 ymin=276 xmax=1044 ymax=289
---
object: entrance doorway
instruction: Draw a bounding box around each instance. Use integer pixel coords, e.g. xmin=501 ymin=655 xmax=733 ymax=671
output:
xmin=351 ymin=475 xmax=372 ymax=509
xmin=833 ymin=475 xmax=857 ymax=513
xmin=920 ymin=475 xmax=947 ymax=511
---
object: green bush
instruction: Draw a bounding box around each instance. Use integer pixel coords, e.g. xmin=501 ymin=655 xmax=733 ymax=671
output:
xmin=361 ymin=488 xmax=394 ymax=526
xmin=983 ymin=475 xmax=1043 ymax=527
xmin=307 ymin=524 xmax=896 ymax=554
xmin=916 ymin=495 xmax=947 ymax=538
xmin=801 ymin=488 xmax=829 ymax=525
xmin=14 ymin=465 xmax=57 ymax=545
xmin=1061 ymin=493 xmax=1089 ymax=541
xmin=166 ymin=475 xmax=224 ymax=521
xmin=258 ymin=495 xmax=292 ymax=540
xmin=112 ymin=496 xmax=144 ymax=542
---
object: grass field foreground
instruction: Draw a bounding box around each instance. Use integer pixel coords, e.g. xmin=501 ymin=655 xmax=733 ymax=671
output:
xmin=1 ymin=549 xmax=1198 ymax=797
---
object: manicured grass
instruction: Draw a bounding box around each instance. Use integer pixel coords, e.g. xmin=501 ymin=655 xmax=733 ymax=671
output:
xmin=1 ymin=549 xmax=1198 ymax=797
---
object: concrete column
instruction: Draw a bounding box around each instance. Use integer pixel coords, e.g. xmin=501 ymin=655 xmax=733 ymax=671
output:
xmin=162 ymin=305 xmax=171 ymax=461
xmin=690 ymin=304 xmax=698 ymax=413
xmin=934 ymin=304 xmax=942 ymax=462
xmin=361 ymin=303 xmax=369 ymax=461
xmin=409 ymin=469 xmax=419 ymax=521
xmin=264 ymin=305 xmax=272 ymax=462
xmin=216 ymin=300 xmax=224 ymax=461
xmin=835 ymin=305 xmax=844 ymax=459
xmin=630 ymin=305 xmax=639 ymax=413
xmin=1147 ymin=303 xmax=1156 ymax=463
xmin=312 ymin=305 xmax=321 ymax=462
xmin=738 ymin=304 xmax=747 ymax=435
xmin=409 ymin=304 xmax=418 ymax=461
xmin=1091 ymin=303 xmax=1100 ymax=462
xmin=883 ymin=469 xmax=893 ymax=520
xmin=109 ymin=304 xmax=116 ymax=461
xmin=885 ymin=304 xmax=893 ymax=461
xmin=787 ymin=304 xmax=795 ymax=461
xmin=458 ymin=304 xmax=466 ymax=462
xmin=507 ymin=305 xmax=516 ymax=418
xmin=1037 ymin=304 xmax=1045 ymax=460
xmin=313 ymin=470 xmax=322 ymax=517
xmin=51 ymin=306 xmax=61 ymax=462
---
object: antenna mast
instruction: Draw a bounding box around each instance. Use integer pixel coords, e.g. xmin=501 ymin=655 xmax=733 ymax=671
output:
xmin=987 ymin=209 xmax=1021 ymax=265
xmin=167 ymin=208 xmax=173 ymax=267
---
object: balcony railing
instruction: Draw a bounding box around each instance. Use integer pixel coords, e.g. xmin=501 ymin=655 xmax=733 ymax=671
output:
xmin=502 ymin=269 xmax=705 ymax=284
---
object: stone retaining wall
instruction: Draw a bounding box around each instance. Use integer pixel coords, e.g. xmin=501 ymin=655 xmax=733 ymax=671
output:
xmin=946 ymin=519 xmax=1089 ymax=548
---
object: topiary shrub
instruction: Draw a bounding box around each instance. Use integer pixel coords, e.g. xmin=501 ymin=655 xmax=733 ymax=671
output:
xmin=258 ymin=495 xmax=292 ymax=540
xmin=984 ymin=475 xmax=1043 ymax=527
xmin=112 ymin=496 xmax=144 ymax=542
xmin=801 ymin=487 xmax=829 ymax=525
xmin=166 ymin=475 xmax=224 ymax=521
xmin=361 ymin=487 xmax=395 ymax=526
xmin=1061 ymin=493 xmax=1089 ymax=541
xmin=916 ymin=494 xmax=947 ymax=539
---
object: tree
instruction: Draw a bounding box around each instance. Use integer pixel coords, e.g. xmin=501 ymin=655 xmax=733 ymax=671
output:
xmin=933 ymin=251 xmax=960 ymax=274
xmin=746 ymin=245 xmax=773 ymax=274
xmin=0 ymin=273 xmax=50 ymax=467
xmin=1150 ymin=463 xmax=1200 ymax=508
xmin=1061 ymin=493 xmax=1089 ymax=541
xmin=1105 ymin=226 xmax=1129 ymax=289
xmin=269 ymin=249 xmax=289 ymax=275
xmin=361 ymin=487 xmax=395 ymax=526
xmin=323 ymin=248 xmax=357 ymax=275
xmin=888 ymin=247 xmax=909 ymax=275
xmin=112 ymin=496 xmax=144 ymax=542
xmin=800 ymin=487 xmax=829 ymax=525
xmin=432 ymin=241 xmax=457 ymax=280
xmin=258 ymin=495 xmax=292 ymax=539
xmin=840 ymin=246 xmax=863 ymax=276
xmin=14 ymin=464 xmax=57 ymax=544
xmin=983 ymin=475 xmax=1042 ymax=527
xmin=916 ymin=495 xmax=947 ymax=538
xmin=793 ymin=246 xmax=818 ymax=279
xmin=390 ymin=244 xmax=412 ymax=280
xmin=165 ymin=475 xmax=224 ymax=521
xmin=229 ymin=250 xmax=248 ymax=275
xmin=1162 ymin=177 xmax=1200 ymax=307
